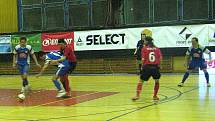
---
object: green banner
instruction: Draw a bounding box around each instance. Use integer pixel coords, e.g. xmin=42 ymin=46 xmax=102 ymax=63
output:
xmin=11 ymin=34 xmax=41 ymax=52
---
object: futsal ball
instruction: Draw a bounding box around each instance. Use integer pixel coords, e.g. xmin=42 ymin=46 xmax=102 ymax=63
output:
xmin=17 ymin=93 xmax=25 ymax=101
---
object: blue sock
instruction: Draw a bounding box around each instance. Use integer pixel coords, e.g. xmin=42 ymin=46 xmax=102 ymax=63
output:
xmin=22 ymin=79 xmax=28 ymax=87
xmin=182 ymin=72 xmax=189 ymax=83
xmin=53 ymin=80 xmax=62 ymax=91
xmin=204 ymin=72 xmax=209 ymax=83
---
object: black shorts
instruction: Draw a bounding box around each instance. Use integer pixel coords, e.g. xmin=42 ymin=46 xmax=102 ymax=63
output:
xmin=69 ymin=62 xmax=77 ymax=73
xmin=140 ymin=64 xmax=161 ymax=81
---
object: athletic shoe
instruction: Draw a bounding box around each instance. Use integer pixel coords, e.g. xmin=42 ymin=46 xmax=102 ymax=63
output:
xmin=56 ymin=90 xmax=66 ymax=98
xmin=178 ymin=82 xmax=184 ymax=87
xmin=207 ymin=83 xmax=211 ymax=87
xmin=20 ymin=85 xmax=31 ymax=94
xmin=66 ymin=91 xmax=71 ymax=97
xmin=132 ymin=96 xmax=140 ymax=101
xmin=153 ymin=96 xmax=159 ymax=100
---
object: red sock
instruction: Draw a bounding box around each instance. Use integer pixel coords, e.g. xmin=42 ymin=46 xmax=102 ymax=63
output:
xmin=136 ymin=82 xmax=143 ymax=97
xmin=64 ymin=75 xmax=70 ymax=92
xmin=154 ymin=82 xmax=159 ymax=97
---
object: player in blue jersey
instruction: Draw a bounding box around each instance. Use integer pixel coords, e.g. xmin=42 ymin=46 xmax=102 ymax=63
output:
xmin=178 ymin=37 xmax=212 ymax=87
xmin=12 ymin=37 xmax=41 ymax=94
xmin=36 ymin=51 xmax=70 ymax=98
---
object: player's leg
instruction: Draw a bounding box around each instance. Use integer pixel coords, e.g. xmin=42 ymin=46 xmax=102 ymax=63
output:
xmin=18 ymin=64 xmax=30 ymax=94
xmin=55 ymin=67 xmax=72 ymax=98
xmin=178 ymin=62 xmax=193 ymax=87
xmin=64 ymin=62 xmax=77 ymax=97
xmin=60 ymin=76 xmax=66 ymax=91
xmin=152 ymin=66 xmax=161 ymax=100
xmin=132 ymin=65 xmax=150 ymax=101
xmin=60 ymin=74 xmax=71 ymax=97
xmin=178 ymin=70 xmax=190 ymax=87
xmin=200 ymin=61 xmax=210 ymax=87
xmin=132 ymin=80 xmax=143 ymax=101
xmin=137 ymin=59 xmax=142 ymax=75
xmin=202 ymin=69 xmax=210 ymax=87
xmin=52 ymin=75 xmax=66 ymax=98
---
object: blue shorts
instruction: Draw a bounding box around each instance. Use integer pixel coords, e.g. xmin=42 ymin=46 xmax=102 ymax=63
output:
xmin=17 ymin=64 xmax=29 ymax=74
xmin=55 ymin=66 xmax=70 ymax=76
xmin=188 ymin=59 xmax=207 ymax=70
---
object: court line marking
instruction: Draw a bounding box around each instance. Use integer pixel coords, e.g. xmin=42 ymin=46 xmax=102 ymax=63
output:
xmin=0 ymin=87 xmax=169 ymax=121
xmin=106 ymin=86 xmax=199 ymax=121
xmin=0 ymin=85 xmax=199 ymax=121
xmin=0 ymin=90 xmax=119 ymax=120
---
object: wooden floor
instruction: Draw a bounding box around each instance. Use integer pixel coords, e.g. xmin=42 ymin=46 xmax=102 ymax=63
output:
xmin=0 ymin=74 xmax=214 ymax=121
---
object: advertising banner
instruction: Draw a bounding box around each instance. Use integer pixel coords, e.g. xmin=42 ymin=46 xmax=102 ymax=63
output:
xmin=0 ymin=35 xmax=12 ymax=53
xmin=11 ymin=34 xmax=41 ymax=52
xmin=41 ymin=32 xmax=74 ymax=52
xmin=74 ymin=29 xmax=128 ymax=51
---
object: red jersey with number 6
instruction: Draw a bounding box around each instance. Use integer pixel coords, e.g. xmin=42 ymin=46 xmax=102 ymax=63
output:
xmin=141 ymin=45 xmax=162 ymax=65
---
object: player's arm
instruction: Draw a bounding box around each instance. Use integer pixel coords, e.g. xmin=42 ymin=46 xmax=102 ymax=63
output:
xmin=184 ymin=47 xmax=191 ymax=67
xmin=158 ymin=49 xmax=163 ymax=69
xmin=134 ymin=48 xmax=138 ymax=55
xmin=32 ymin=53 xmax=41 ymax=67
xmin=50 ymin=56 xmax=66 ymax=64
xmin=36 ymin=62 xmax=49 ymax=77
xmin=203 ymin=47 xmax=212 ymax=64
xmin=184 ymin=54 xmax=190 ymax=68
xmin=13 ymin=53 xmax=17 ymax=68
xmin=29 ymin=46 xmax=41 ymax=68
xmin=141 ymin=47 xmax=145 ymax=65
xmin=134 ymin=42 xmax=140 ymax=55
xmin=203 ymin=47 xmax=212 ymax=60
xmin=12 ymin=50 xmax=17 ymax=68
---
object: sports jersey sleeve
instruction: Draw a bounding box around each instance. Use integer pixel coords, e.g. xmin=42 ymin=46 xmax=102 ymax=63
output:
xmin=26 ymin=45 xmax=34 ymax=54
xmin=186 ymin=47 xmax=192 ymax=55
xmin=199 ymin=45 xmax=211 ymax=54
xmin=13 ymin=45 xmax=19 ymax=54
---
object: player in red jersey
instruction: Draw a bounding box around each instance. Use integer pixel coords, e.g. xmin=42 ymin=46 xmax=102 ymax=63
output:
xmin=52 ymin=39 xmax=77 ymax=97
xmin=132 ymin=36 xmax=162 ymax=101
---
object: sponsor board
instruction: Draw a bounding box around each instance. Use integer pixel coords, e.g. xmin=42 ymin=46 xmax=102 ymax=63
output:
xmin=41 ymin=32 xmax=74 ymax=52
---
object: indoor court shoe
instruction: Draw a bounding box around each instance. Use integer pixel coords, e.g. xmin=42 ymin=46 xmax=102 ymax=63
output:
xmin=21 ymin=87 xmax=25 ymax=93
xmin=56 ymin=90 xmax=66 ymax=98
xmin=207 ymin=83 xmax=211 ymax=87
xmin=64 ymin=91 xmax=71 ymax=98
xmin=153 ymin=96 xmax=159 ymax=101
xmin=177 ymin=82 xmax=184 ymax=87
xmin=132 ymin=96 xmax=140 ymax=101
xmin=20 ymin=85 xmax=31 ymax=94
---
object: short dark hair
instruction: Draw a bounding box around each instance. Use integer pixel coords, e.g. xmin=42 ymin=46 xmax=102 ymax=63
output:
xmin=192 ymin=37 xmax=198 ymax=42
xmin=58 ymin=38 xmax=66 ymax=44
xmin=20 ymin=36 xmax=27 ymax=42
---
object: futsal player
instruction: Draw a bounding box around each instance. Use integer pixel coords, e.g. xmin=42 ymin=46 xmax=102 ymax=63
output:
xmin=178 ymin=37 xmax=212 ymax=87
xmin=12 ymin=36 xmax=41 ymax=94
xmin=36 ymin=51 xmax=70 ymax=98
xmin=132 ymin=36 xmax=162 ymax=101
xmin=56 ymin=39 xmax=77 ymax=97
